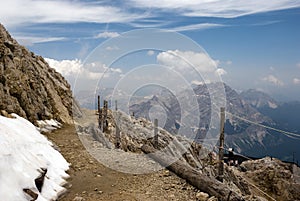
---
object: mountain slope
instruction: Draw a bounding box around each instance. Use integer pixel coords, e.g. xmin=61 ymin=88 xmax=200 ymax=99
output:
xmin=0 ymin=24 xmax=73 ymax=124
xmin=130 ymin=83 xmax=281 ymax=158
xmin=240 ymin=89 xmax=278 ymax=109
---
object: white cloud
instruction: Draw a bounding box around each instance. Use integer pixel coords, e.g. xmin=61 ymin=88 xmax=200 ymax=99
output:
xmin=157 ymin=50 xmax=220 ymax=73
xmin=45 ymin=58 xmax=83 ymax=76
xmin=105 ymin=46 xmax=120 ymax=51
xmin=171 ymin=23 xmax=226 ymax=32
xmin=252 ymin=20 xmax=281 ymax=26
xmin=191 ymin=80 xmax=204 ymax=85
xmin=45 ymin=58 xmax=102 ymax=80
xmin=156 ymin=50 xmax=226 ymax=84
xmin=297 ymin=63 xmax=300 ymax=68
xmin=293 ymin=78 xmax=300 ymax=84
xmin=262 ymin=74 xmax=284 ymax=86
xmin=215 ymin=68 xmax=227 ymax=76
xmin=129 ymin=0 xmax=300 ymax=18
xmin=269 ymin=66 xmax=275 ymax=71
xmin=147 ymin=50 xmax=155 ymax=56
xmin=226 ymin=60 xmax=232 ymax=65
xmin=95 ymin=32 xmax=120 ymax=39
xmin=45 ymin=58 xmax=122 ymax=81
xmin=0 ymin=0 xmax=140 ymax=28
xmin=110 ymin=68 xmax=122 ymax=74
xmin=14 ymin=36 xmax=65 ymax=46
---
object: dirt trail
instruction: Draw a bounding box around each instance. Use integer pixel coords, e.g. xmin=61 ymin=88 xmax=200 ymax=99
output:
xmin=45 ymin=125 xmax=200 ymax=201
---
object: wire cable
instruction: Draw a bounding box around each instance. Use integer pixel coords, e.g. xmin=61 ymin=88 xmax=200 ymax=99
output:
xmin=226 ymin=111 xmax=300 ymax=140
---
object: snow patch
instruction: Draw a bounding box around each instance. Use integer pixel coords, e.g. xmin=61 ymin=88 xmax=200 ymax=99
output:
xmin=267 ymin=101 xmax=278 ymax=109
xmin=37 ymin=119 xmax=62 ymax=132
xmin=0 ymin=114 xmax=69 ymax=201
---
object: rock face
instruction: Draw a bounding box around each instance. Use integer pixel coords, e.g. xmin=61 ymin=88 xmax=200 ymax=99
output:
xmin=240 ymin=157 xmax=300 ymax=201
xmin=240 ymin=89 xmax=278 ymax=109
xmin=0 ymin=24 xmax=73 ymax=124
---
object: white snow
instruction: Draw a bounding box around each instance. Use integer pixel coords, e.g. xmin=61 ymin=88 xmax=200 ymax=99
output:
xmin=37 ymin=119 xmax=62 ymax=132
xmin=0 ymin=114 xmax=69 ymax=201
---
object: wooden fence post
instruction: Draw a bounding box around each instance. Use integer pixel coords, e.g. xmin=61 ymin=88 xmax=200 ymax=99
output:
xmin=103 ymin=100 xmax=108 ymax=132
xmin=218 ymin=107 xmax=225 ymax=182
xmin=115 ymin=124 xmax=121 ymax=149
xmin=97 ymin=95 xmax=102 ymax=130
xmin=154 ymin=119 xmax=158 ymax=149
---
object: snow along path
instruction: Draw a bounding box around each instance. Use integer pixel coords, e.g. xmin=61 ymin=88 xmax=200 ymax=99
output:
xmin=0 ymin=114 xmax=69 ymax=201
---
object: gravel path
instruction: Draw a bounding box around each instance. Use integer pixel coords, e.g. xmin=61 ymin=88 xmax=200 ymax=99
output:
xmin=45 ymin=124 xmax=200 ymax=201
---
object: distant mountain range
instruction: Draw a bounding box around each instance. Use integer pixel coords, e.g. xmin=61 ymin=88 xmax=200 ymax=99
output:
xmin=128 ymin=83 xmax=300 ymax=164
xmin=74 ymin=79 xmax=299 ymax=164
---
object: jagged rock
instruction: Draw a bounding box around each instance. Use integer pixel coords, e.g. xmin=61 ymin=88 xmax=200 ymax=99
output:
xmin=0 ymin=109 xmax=14 ymax=118
xmin=73 ymin=196 xmax=85 ymax=201
xmin=35 ymin=168 xmax=47 ymax=192
xmin=0 ymin=23 xmax=78 ymax=124
xmin=196 ymin=192 xmax=209 ymax=201
xmin=240 ymin=157 xmax=300 ymax=201
xmin=207 ymin=196 xmax=218 ymax=201
xmin=23 ymin=188 xmax=38 ymax=200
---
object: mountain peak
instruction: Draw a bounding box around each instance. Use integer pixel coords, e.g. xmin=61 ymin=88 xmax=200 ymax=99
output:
xmin=240 ymin=89 xmax=278 ymax=109
xmin=0 ymin=24 xmax=74 ymax=124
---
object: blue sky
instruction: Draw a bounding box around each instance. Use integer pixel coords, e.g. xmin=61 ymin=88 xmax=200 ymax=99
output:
xmin=1 ymin=0 xmax=300 ymax=101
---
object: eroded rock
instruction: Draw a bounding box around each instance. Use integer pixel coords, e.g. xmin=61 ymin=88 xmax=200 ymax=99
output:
xmin=0 ymin=23 xmax=75 ymax=124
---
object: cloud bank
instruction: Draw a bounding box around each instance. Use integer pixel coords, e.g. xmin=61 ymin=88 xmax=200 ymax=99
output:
xmin=0 ymin=0 xmax=140 ymax=28
xmin=262 ymin=74 xmax=284 ymax=86
xmin=95 ymin=32 xmax=120 ymax=39
xmin=293 ymin=78 xmax=300 ymax=85
xmin=1 ymin=0 xmax=299 ymax=29
xmin=157 ymin=50 xmax=226 ymax=74
xmin=129 ymin=0 xmax=300 ymax=18
xmin=157 ymin=50 xmax=226 ymax=84
xmin=45 ymin=58 xmax=122 ymax=81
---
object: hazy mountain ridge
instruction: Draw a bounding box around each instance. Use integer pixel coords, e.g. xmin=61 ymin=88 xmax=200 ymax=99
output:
xmin=129 ymin=83 xmax=299 ymax=162
xmin=240 ymin=89 xmax=278 ymax=109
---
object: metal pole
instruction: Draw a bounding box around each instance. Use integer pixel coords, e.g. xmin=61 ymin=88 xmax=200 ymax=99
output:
xmin=115 ymin=100 xmax=118 ymax=111
xmin=154 ymin=119 xmax=158 ymax=149
xmin=218 ymin=107 xmax=225 ymax=182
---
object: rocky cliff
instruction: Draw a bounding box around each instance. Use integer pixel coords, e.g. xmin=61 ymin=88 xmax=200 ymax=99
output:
xmin=0 ymin=24 xmax=73 ymax=124
xmin=240 ymin=89 xmax=278 ymax=109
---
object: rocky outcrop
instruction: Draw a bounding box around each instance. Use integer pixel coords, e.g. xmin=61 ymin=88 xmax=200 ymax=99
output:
xmin=76 ymin=109 xmax=300 ymax=200
xmin=240 ymin=157 xmax=300 ymax=201
xmin=0 ymin=24 xmax=74 ymax=124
